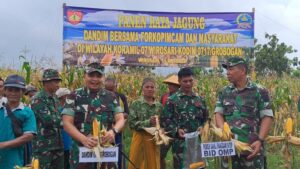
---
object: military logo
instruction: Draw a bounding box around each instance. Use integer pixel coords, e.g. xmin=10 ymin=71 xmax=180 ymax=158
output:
xmin=236 ymin=13 xmax=253 ymax=29
xmin=67 ymin=10 xmax=83 ymax=25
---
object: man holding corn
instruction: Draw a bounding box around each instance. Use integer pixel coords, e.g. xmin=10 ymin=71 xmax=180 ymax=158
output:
xmin=161 ymin=67 xmax=209 ymax=169
xmin=215 ymin=57 xmax=273 ymax=169
xmin=62 ymin=62 xmax=125 ymax=169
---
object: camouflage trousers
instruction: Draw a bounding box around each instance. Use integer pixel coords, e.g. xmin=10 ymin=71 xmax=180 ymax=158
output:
xmin=160 ymin=142 xmax=173 ymax=169
xmin=172 ymin=138 xmax=188 ymax=169
xmin=33 ymin=149 xmax=64 ymax=169
xmin=221 ymin=154 xmax=265 ymax=169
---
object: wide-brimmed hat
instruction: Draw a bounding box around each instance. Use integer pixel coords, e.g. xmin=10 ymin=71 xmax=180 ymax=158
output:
xmin=163 ymin=75 xmax=180 ymax=86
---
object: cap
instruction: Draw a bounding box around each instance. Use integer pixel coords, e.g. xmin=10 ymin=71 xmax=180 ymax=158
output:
xmin=85 ymin=62 xmax=104 ymax=75
xmin=56 ymin=88 xmax=71 ymax=98
xmin=222 ymin=57 xmax=247 ymax=69
xmin=25 ymin=85 xmax=37 ymax=95
xmin=163 ymin=75 xmax=180 ymax=86
xmin=41 ymin=69 xmax=61 ymax=81
xmin=4 ymin=74 xmax=26 ymax=89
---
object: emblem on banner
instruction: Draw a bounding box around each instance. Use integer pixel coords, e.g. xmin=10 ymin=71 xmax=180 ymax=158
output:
xmin=67 ymin=10 xmax=83 ymax=25
xmin=236 ymin=13 xmax=252 ymax=29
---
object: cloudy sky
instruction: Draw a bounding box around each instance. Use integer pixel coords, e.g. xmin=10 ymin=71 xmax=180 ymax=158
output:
xmin=0 ymin=0 xmax=299 ymax=70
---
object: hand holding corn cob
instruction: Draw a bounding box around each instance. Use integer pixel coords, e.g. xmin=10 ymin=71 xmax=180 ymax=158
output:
xmin=92 ymin=118 xmax=115 ymax=163
xmin=143 ymin=115 xmax=172 ymax=145
xmin=210 ymin=122 xmax=253 ymax=155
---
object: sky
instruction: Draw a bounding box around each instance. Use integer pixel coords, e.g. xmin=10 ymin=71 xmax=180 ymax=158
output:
xmin=0 ymin=0 xmax=299 ymax=73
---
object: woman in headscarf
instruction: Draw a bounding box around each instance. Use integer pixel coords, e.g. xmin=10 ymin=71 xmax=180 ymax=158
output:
xmin=128 ymin=77 xmax=162 ymax=169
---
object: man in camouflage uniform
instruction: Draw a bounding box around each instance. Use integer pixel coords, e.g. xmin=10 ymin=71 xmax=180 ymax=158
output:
xmin=215 ymin=57 xmax=273 ymax=169
xmin=160 ymin=74 xmax=180 ymax=169
xmin=161 ymin=67 xmax=209 ymax=169
xmin=62 ymin=63 xmax=125 ymax=169
xmin=31 ymin=69 xmax=64 ymax=169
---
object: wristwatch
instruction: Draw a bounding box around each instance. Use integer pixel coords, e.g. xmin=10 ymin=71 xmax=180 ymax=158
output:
xmin=258 ymin=137 xmax=265 ymax=144
xmin=112 ymin=128 xmax=119 ymax=135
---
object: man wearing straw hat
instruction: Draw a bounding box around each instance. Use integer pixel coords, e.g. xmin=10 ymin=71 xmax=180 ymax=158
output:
xmin=160 ymin=74 xmax=180 ymax=169
xmin=31 ymin=69 xmax=64 ymax=169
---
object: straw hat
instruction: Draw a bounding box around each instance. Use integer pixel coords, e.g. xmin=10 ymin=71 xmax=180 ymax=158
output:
xmin=163 ymin=75 xmax=180 ymax=86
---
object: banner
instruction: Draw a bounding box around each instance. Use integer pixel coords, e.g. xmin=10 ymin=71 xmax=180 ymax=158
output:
xmin=63 ymin=5 xmax=254 ymax=67
xmin=79 ymin=147 xmax=119 ymax=163
xmin=201 ymin=141 xmax=236 ymax=158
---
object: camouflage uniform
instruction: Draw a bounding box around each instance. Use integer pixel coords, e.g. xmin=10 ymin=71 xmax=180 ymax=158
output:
xmin=31 ymin=69 xmax=64 ymax=169
xmin=129 ymin=96 xmax=162 ymax=130
xmin=62 ymin=87 xmax=122 ymax=169
xmin=128 ymin=96 xmax=162 ymax=169
xmin=161 ymin=89 xmax=208 ymax=169
xmin=215 ymin=57 xmax=274 ymax=169
xmin=215 ymin=80 xmax=273 ymax=169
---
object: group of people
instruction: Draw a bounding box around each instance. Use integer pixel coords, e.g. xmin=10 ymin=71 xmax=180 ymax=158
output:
xmin=0 ymin=56 xmax=273 ymax=169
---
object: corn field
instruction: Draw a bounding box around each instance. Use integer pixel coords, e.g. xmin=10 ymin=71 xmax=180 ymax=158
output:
xmin=1 ymin=65 xmax=300 ymax=169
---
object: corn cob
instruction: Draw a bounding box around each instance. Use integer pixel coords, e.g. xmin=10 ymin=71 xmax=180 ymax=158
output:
xmin=285 ymin=118 xmax=293 ymax=135
xmin=210 ymin=123 xmax=223 ymax=138
xmin=32 ymin=158 xmax=39 ymax=169
xmin=13 ymin=158 xmax=39 ymax=169
xmin=189 ymin=161 xmax=205 ymax=169
xmin=265 ymin=136 xmax=285 ymax=144
xmin=232 ymin=139 xmax=253 ymax=155
xmin=201 ymin=121 xmax=210 ymax=143
xmin=288 ymin=135 xmax=300 ymax=146
xmin=92 ymin=118 xmax=99 ymax=138
xmin=210 ymin=123 xmax=252 ymax=155
xmin=222 ymin=122 xmax=232 ymax=140
xmin=143 ymin=115 xmax=172 ymax=145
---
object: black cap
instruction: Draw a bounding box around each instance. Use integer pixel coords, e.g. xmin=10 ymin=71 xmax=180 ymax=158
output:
xmin=4 ymin=74 xmax=26 ymax=89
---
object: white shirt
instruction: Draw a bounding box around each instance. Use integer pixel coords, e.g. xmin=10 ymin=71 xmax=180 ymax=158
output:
xmin=0 ymin=97 xmax=7 ymax=106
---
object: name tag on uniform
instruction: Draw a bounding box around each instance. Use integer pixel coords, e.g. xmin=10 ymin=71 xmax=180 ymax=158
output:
xmin=79 ymin=147 xmax=119 ymax=163
xmin=201 ymin=141 xmax=235 ymax=158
